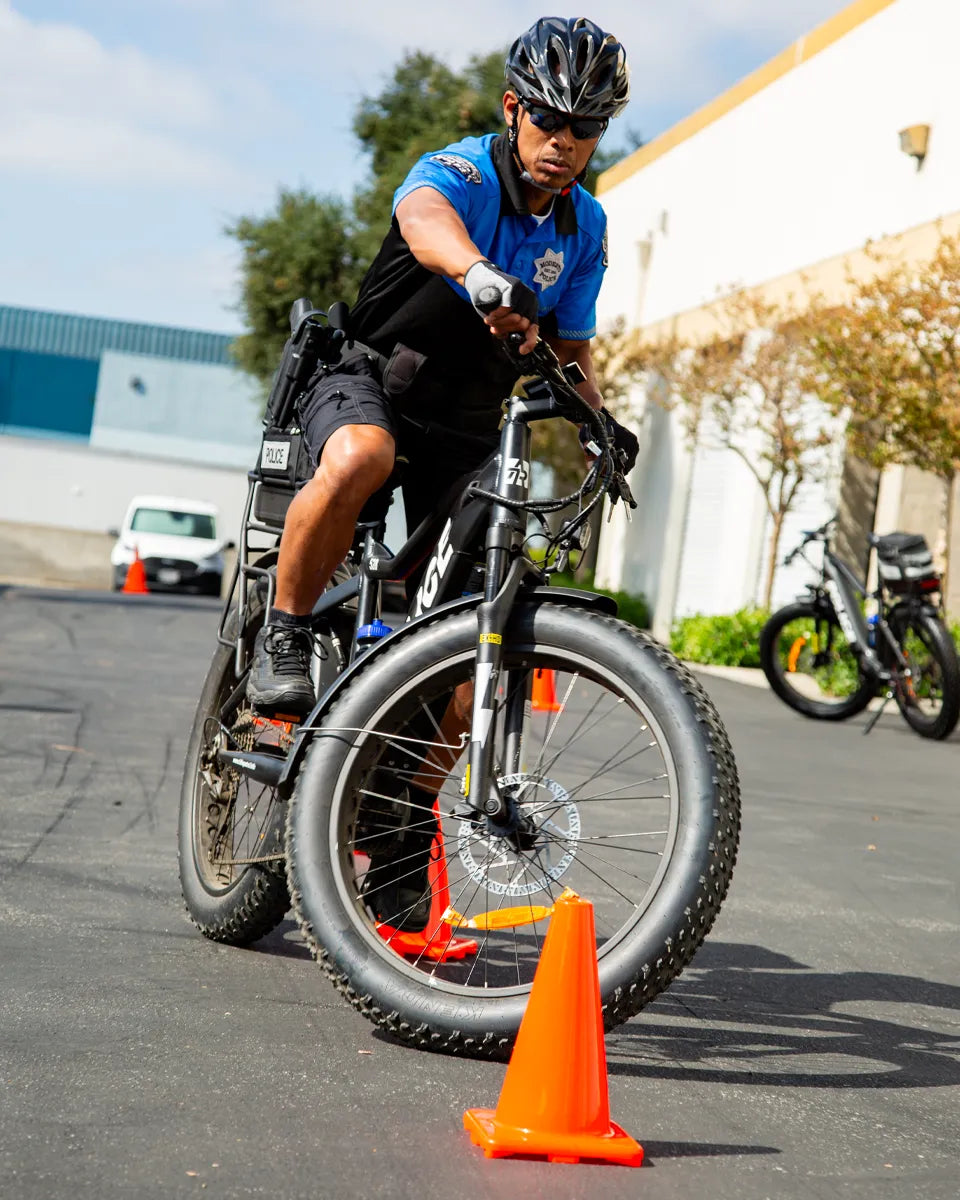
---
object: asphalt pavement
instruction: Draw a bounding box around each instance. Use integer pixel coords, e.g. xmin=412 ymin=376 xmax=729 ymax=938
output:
xmin=1 ymin=585 xmax=958 ymax=1200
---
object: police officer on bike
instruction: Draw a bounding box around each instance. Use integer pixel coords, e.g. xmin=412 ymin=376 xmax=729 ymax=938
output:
xmin=248 ymin=16 xmax=637 ymax=716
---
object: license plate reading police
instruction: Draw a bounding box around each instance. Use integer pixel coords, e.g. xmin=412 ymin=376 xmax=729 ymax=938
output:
xmin=260 ymin=440 xmax=290 ymax=471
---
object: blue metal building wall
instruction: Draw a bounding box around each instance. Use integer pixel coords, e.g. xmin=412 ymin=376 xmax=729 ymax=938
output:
xmin=0 ymin=349 xmax=99 ymax=438
xmin=0 ymin=304 xmax=236 ymax=442
xmin=0 ymin=305 xmax=233 ymax=364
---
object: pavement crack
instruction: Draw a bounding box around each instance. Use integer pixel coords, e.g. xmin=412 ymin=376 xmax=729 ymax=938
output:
xmin=127 ymin=736 xmax=173 ymax=836
xmin=9 ymin=760 xmax=97 ymax=871
xmin=49 ymin=711 xmax=87 ymax=791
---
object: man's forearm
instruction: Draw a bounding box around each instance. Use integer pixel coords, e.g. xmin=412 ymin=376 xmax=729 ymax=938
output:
xmin=395 ymin=188 xmax=481 ymax=283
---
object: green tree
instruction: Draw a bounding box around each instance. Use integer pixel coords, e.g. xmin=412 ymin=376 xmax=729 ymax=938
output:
xmin=646 ymin=290 xmax=842 ymax=609
xmin=227 ymin=189 xmax=363 ymax=387
xmin=807 ymin=230 xmax=960 ymax=596
xmin=351 ymin=49 xmax=507 ymax=263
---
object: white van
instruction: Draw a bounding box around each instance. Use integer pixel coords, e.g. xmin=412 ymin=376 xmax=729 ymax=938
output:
xmin=109 ymin=495 xmax=232 ymax=596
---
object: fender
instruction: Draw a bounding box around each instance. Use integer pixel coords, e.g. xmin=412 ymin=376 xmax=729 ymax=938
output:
xmin=277 ymin=584 xmax=617 ymax=793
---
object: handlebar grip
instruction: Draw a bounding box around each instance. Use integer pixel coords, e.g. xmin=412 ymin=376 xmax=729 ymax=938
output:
xmin=289 ymin=297 xmax=313 ymax=333
xmin=475 ymin=285 xmax=504 ymax=315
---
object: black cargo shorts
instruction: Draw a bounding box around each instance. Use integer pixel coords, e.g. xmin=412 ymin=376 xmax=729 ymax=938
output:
xmin=297 ymin=354 xmax=397 ymax=458
xmin=296 ymin=354 xmax=498 ymax=536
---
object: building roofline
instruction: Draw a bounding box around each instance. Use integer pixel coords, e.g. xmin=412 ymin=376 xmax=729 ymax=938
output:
xmin=597 ymin=0 xmax=898 ymax=195
xmin=0 ymin=301 xmax=238 ymax=365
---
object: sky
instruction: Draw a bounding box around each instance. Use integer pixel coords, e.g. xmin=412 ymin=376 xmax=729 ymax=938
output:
xmin=0 ymin=0 xmax=850 ymax=334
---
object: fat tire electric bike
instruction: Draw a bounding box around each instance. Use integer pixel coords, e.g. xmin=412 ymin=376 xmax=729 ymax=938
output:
xmin=760 ymin=519 xmax=960 ymax=740
xmin=178 ymin=296 xmax=741 ymax=1057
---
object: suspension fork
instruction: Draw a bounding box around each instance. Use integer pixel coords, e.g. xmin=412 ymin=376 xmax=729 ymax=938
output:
xmin=502 ymin=669 xmax=531 ymax=777
xmin=466 ymin=409 xmax=533 ymax=823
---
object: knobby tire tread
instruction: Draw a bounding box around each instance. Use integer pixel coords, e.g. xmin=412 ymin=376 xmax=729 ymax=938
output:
xmin=178 ymin=595 xmax=290 ymax=947
xmin=286 ymin=610 xmax=740 ymax=1059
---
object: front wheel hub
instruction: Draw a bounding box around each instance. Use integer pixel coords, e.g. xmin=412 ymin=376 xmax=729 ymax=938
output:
xmin=456 ymin=773 xmax=581 ymax=897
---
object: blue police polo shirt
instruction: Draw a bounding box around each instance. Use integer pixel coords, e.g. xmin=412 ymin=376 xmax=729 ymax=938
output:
xmin=394 ymin=134 xmax=607 ymax=341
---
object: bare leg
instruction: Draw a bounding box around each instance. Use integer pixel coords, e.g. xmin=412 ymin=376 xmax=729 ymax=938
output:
xmin=275 ymin=424 xmax=395 ymax=614
xmin=412 ymin=682 xmax=474 ymax=792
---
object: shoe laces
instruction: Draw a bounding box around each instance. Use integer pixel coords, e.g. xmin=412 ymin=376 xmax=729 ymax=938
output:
xmin=262 ymin=625 xmax=314 ymax=678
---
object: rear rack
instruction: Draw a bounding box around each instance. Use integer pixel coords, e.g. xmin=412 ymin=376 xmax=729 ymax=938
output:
xmin=217 ymin=472 xmax=300 ymax=679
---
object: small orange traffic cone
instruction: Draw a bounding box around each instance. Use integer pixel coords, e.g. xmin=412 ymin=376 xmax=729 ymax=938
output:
xmin=371 ymin=802 xmax=478 ymax=963
xmin=463 ymin=891 xmax=643 ymax=1166
xmin=122 ymin=548 xmax=148 ymax=594
xmin=531 ymin=667 xmax=561 ymax=713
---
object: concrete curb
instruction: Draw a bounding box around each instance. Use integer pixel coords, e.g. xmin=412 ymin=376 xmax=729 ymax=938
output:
xmin=685 ymin=657 xmax=901 ymax=716
xmin=685 ymin=661 xmax=769 ymax=689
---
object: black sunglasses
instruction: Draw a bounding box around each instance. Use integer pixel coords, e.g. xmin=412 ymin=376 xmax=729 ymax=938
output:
xmin=519 ymin=98 xmax=607 ymax=141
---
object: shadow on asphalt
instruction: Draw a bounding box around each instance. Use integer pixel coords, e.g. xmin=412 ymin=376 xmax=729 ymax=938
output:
xmin=247 ymin=930 xmax=960 ymax=1093
xmin=608 ymin=940 xmax=960 ymax=1090
xmin=253 ymin=918 xmax=313 ymax=960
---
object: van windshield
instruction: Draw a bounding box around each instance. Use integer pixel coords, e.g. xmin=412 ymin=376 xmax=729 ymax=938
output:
xmin=130 ymin=508 xmax=216 ymax=539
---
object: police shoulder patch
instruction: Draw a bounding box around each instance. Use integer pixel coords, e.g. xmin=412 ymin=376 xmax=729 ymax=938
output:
xmin=602 ymin=228 xmax=609 ymax=268
xmin=431 ymin=153 xmax=482 ymax=184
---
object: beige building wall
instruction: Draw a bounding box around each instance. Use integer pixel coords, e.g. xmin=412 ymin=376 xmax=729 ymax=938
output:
xmin=594 ymin=0 xmax=960 ymax=626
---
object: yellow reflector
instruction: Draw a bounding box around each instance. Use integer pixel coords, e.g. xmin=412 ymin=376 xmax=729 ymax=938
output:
xmin=442 ymin=888 xmax=581 ymax=931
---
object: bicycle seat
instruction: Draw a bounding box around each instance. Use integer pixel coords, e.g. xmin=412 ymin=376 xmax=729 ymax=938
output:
xmin=872 ymin=531 xmax=928 ymax=556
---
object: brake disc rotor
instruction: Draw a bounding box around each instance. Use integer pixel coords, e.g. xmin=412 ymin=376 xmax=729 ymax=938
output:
xmin=456 ymin=772 xmax=580 ymax=897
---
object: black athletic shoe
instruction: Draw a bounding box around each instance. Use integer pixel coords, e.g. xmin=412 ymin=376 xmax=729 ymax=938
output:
xmin=360 ymin=788 xmax=437 ymax=932
xmin=246 ymin=625 xmax=316 ymax=717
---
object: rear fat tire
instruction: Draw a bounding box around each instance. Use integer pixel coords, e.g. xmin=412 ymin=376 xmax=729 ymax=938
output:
xmin=286 ymin=605 xmax=741 ymax=1058
xmin=759 ymin=600 xmax=875 ymax=721
xmin=177 ymin=597 xmax=290 ymax=946
xmin=887 ymin=609 xmax=960 ymax=740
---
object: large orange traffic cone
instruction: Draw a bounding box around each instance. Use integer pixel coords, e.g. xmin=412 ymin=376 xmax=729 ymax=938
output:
xmin=122 ymin=548 xmax=148 ymax=594
xmin=531 ymin=668 xmax=561 ymax=713
xmin=463 ymin=891 xmax=643 ymax=1166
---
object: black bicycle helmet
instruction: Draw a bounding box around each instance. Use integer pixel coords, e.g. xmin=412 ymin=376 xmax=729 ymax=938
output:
xmin=505 ymin=16 xmax=630 ymax=119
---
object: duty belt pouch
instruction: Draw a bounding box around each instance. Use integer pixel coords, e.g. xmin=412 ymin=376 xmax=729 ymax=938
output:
xmin=256 ymin=427 xmax=310 ymax=487
xmin=380 ymin=342 xmax=427 ymax=399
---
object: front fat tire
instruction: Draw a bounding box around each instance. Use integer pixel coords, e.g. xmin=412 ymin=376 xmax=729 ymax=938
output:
xmin=177 ymin=608 xmax=290 ymax=946
xmin=286 ymin=605 xmax=740 ymax=1059
xmin=760 ymin=600 xmax=875 ymax=721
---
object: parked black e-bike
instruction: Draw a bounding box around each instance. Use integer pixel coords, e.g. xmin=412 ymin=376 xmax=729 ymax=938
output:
xmin=178 ymin=295 xmax=741 ymax=1056
xmin=760 ymin=518 xmax=960 ymax=739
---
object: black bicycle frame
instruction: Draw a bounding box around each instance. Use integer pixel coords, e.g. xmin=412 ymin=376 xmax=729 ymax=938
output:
xmin=216 ymin=377 xmax=606 ymax=819
xmin=815 ymin=548 xmax=922 ymax=680
xmin=821 ymin=551 xmax=883 ymax=674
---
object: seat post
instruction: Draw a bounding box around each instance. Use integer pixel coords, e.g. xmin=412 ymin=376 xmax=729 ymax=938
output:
xmin=351 ymin=522 xmax=386 ymax=662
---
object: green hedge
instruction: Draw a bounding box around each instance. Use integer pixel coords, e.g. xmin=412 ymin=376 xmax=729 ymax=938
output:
xmin=669 ymin=611 xmax=960 ymax=675
xmin=669 ymin=608 xmax=769 ymax=668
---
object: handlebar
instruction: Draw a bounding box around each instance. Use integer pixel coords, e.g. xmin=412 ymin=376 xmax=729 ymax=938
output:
xmin=501 ymin=334 xmax=636 ymax=511
xmin=469 ymin=281 xmax=635 ymax=512
xmin=783 ymin=515 xmax=837 ymax=565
